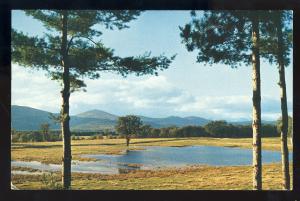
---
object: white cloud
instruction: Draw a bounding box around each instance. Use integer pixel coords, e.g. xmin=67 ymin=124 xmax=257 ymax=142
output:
xmin=12 ymin=64 xmax=61 ymax=113
xmin=69 ymin=75 xmax=183 ymax=113
xmin=175 ymin=95 xmax=252 ymax=120
xmin=12 ymin=64 xmax=292 ymax=120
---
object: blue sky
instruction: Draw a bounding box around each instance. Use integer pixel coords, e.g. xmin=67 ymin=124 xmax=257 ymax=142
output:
xmin=11 ymin=10 xmax=293 ymax=121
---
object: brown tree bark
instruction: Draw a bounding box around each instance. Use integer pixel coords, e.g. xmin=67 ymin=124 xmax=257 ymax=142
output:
xmin=276 ymin=14 xmax=290 ymax=190
xmin=251 ymin=16 xmax=262 ymax=190
xmin=126 ymin=137 xmax=130 ymax=147
xmin=61 ymin=10 xmax=72 ymax=189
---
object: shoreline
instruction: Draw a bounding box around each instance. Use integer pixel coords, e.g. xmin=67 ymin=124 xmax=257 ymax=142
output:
xmin=11 ymin=162 xmax=293 ymax=190
xmin=11 ymin=137 xmax=292 ymax=164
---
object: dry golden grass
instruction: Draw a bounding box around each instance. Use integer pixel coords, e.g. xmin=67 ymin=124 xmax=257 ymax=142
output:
xmin=12 ymin=163 xmax=292 ymax=190
xmin=11 ymin=137 xmax=293 ymax=190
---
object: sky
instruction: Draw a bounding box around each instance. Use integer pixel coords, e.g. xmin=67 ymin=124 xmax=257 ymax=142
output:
xmin=11 ymin=10 xmax=293 ymax=121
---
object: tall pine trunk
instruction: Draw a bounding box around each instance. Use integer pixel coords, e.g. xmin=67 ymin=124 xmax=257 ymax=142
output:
xmin=126 ymin=137 xmax=130 ymax=147
xmin=276 ymin=14 xmax=290 ymax=190
xmin=251 ymin=16 xmax=262 ymax=190
xmin=61 ymin=10 xmax=72 ymax=189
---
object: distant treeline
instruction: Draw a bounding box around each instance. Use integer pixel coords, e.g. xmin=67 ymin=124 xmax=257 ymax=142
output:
xmin=135 ymin=121 xmax=278 ymax=138
xmin=12 ymin=130 xmax=62 ymax=142
xmin=11 ymin=120 xmax=280 ymax=142
xmin=11 ymin=130 xmax=115 ymax=142
xmin=11 ymin=131 xmax=62 ymax=142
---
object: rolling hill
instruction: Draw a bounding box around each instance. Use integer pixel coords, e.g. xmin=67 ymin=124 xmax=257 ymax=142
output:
xmin=139 ymin=115 xmax=210 ymax=128
xmin=12 ymin=106 xmax=116 ymax=131
xmin=12 ymin=105 xmax=211 ymax=131
xmin=12 ymin=105 xmax=61 ymax=130
xmin=12 ymin=105 xmax=276 ymax=131
xmin=76 ymin=109 xmax=118 ymax=120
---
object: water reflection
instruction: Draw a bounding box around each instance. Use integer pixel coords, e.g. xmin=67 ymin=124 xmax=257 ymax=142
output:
xmin=84 ymin=145 xmax=293 ymax=167
xmin=12 ymin=145 xmax=293 ymax=175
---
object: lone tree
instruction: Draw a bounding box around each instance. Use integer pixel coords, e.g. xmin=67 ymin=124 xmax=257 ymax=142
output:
xmin=115 ymin=115 xmax=143 ymax=146
xmin=12 ymin=10 xmax=175 ymax=189
xmin=40 ymin=123 xmax=50 ymax=141
xmin=180 ymin=10 xmax=272 ymax=190
xmin=260 ymin=11 xmax=292 ymax=190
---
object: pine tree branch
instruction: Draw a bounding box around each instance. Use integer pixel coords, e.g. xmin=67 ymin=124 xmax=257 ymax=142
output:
xmin=67 ymin=35 xmax=102 ymax=53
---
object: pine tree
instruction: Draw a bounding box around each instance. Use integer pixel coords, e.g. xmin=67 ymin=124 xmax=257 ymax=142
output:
xmin=179 ymin=10 xmax=271 ymax=190
xmin=260 ymin=11 xmax=292 ymax=190
xmin=12 ymin=10 xmax=175 ymax=189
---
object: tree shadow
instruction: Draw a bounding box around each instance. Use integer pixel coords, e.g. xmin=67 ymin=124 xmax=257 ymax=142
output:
xmin=71 ymin=143 xmax=123 ymax=147
xmin=12 ymin=138 xmax=187 ymax=149
xmin=224 ymin=145 xmax=239 ymax=148
xmin=11 ymin=144 xmax=62 ymax=149
xmin=130 ymin=138 xmax=186 ymax=145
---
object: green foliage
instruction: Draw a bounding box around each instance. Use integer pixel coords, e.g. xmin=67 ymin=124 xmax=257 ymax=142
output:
xmin=11 ymin=130 xmax=62 ymax=142
xmin=131 ymin=122 xmax=278 ymax=138
xmin=11 ymin=128 xmax=16 ymax=135
xmin=48 ymin=113 xmax=61 ymax=125
xmin=41 ymin=172 xmax=63 ymax=190
xmin=11 ymin=131 xmax=44 ymax=142
xmin=259 ymin=11 xmax=292 ymax=66
xmin=180 ymin=11 xmax=252 ymax=67
xmin=71 ymin=130 xmax=99 ymax=136
xmin=179 ymin=11 xmax=289 ymax=67
xmin=87 ymin=134 xmax=103 ymax=140
xmin=12 ymin=10 xmax=175 ymax=92
xmin=95 ymin=134 xmax=104 ymax=139
xmin=204 ymin=121 xmax=232 ymax=137
xmin=106 ymin=135 xmax=118 ymax=139
xmin=12 ymin=121 xmax=278 ymax=142
xmin=40 ymin=123 xmax=50 ymax=141
xmin=12 ymin=9 xmax=175 ymax=190
xmin=71 ymin=136 xmax=81 ymax=140
xmin=115 ymin=115 xmax=143 ymax=137
xmin=276 ymin=116 xmax=293 ymax=137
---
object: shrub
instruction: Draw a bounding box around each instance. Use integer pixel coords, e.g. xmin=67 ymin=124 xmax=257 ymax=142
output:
xmin=11 ymin=131 xmax=62 ymax=142
xmin=41 ymin=172 xmax=63 ymax=190
xmin=95 ymin=134 xmax=103 ymax=139
xmin=89 ymin=135 xmax=97 ymax=140
xmin=71 ymin=136 xmax=81 ymax=140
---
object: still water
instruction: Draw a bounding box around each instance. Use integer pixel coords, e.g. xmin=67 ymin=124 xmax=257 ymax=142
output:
xmin=11 ymin=145 xmax=293 ymax=175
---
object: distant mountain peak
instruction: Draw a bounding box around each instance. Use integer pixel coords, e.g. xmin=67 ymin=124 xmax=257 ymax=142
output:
xmin=75 ymin=109 xmax=118 ymax=120
xmin=165 ymin=115 xmax=180 ymax=119
xmin=14 ymin=105 xmax=274 ymax=132
xmin=82 ymin=109 xmax=107 ymax=113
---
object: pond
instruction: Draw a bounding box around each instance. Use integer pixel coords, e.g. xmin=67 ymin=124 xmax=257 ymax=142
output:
xmin=11 ymin=145 xmax=293 ymax=175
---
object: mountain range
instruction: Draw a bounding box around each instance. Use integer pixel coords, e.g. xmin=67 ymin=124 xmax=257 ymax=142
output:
xmin=12 ymin=105 xmax=211 ymax=131
xmin=12 ymin=105 xmax=276 ymax=131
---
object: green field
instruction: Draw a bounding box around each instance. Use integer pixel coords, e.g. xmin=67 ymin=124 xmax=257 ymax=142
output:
xmin=11 ymin=137 xmax=293 ymax=190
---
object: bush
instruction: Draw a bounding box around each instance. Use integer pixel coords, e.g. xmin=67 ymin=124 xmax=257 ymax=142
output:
xmin=95 ymin=134 xmax=103 ymax=139
xmin=106 ymin=135 xmax=117 ymax=139
xmin=117 ymin=135 xmax=124 ymax=139
xmin=88 ymin=135 xmax=104 ymax=140
xmin=71 ymin=136 xmax=82 ymax=140
xmin=11 ymin=131 xmax=62 ymax=142
xmin=32 ymin=131 xmax=44 ymax=142
xmin=89 ymin=135 xmax=97 ymax=140
xmin=41 ymin=172 xmax=63 ymax=190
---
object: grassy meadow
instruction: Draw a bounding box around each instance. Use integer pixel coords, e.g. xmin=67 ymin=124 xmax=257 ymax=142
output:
xmin=11 ymin=137 xmax=293 ymax=190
